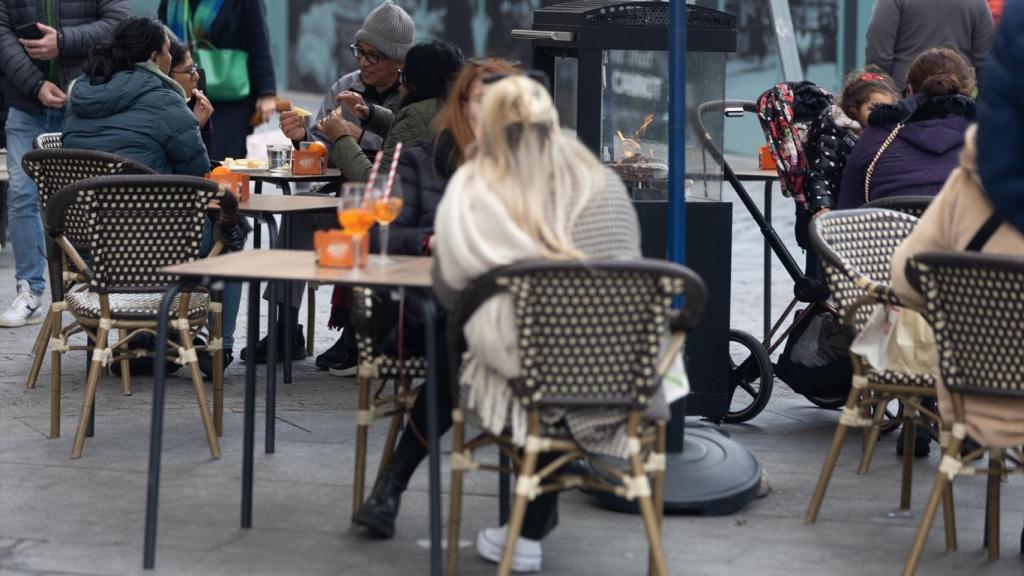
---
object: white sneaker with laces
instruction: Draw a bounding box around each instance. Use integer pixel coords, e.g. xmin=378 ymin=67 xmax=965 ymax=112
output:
xmin=475 ymin=525 xmax=542 ymax=573
xmin=0 ymin=280 xmax=45 ymax=328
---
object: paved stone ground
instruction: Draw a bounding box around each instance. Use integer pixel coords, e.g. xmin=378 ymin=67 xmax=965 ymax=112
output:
xmin=1 ymin=173 xmax=1021 ymax=576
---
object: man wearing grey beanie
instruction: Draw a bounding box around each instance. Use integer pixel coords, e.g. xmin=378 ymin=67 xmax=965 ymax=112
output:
xmin=278 ymin=0 xmax=414 ymax=154
xmin=244 ymin=2 xmax=414 ymax=368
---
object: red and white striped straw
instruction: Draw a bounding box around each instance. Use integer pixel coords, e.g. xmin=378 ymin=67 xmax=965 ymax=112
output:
xmin=384 ymin=142 xmax=403 ymax=200
xmin=365 ymin=149 xmax=384 ymax=190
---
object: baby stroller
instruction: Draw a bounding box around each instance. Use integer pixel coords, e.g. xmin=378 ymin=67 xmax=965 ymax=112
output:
xmin=692 ymin=82 xmax=852 ymax=423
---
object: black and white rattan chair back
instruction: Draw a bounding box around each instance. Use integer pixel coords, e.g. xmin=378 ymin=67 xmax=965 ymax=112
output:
xmin=455 ymin=259 xmax=706 ymax=409
xmin=22 ymin=148 xmax=156 ymax=216
xmin=46 ymin=175 xmax=224 ymax=293
xmin=863 ymin=195 xmax=933 ymax=219
xmin=911 ymin=252 xmax=1024 ymax=398
xmin=810 ymin=208 xmax=919 ymax=331
xmin=32 ymin=132 xmax=63 ymax=150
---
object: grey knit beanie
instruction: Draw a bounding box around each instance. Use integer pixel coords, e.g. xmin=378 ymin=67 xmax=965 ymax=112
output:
xmin=354 ymin=1 xmax=416 ymax=64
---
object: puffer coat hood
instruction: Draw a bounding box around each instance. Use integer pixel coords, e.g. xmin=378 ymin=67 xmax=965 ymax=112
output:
xmin=62 ymin=64 xmax=209 ymax=176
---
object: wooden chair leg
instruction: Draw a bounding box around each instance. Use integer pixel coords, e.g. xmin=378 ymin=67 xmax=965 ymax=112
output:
xmin=942 ymin=480 xmax=957 ymax=551
xmin=118 ymin=329 xmax=132 ymax=396
xmin=986 ymin=449 xmax=1002 ymax=560
xmin=177 ymin=315 xmax=220 ymax=459
xmin=446 ymin=410 xmax=467 ymax=576
xmin=805 ymin=387 xmax=860 ymax=524
xmin=900 ymin=408 xmax=917 ymax=510
xmin=352 ymin=373 xmax=371 ymax=516
xmin=71 ymin=325 xmax=108 ymax=458
xmin=306 ymin=285 xmax=315 ymax=357
xmin=858 ymin=393 xmax=888 ymax=474
xmin=649 ymin=423 xmax=666 ymax=576
xmin=26 ymin=311 xmax=52 ymax=389
xmin=498 ymin=438 xmax=539 ymax=576
xmin=903 ymin=435 xmax=962 ymax=576
xmin=49 ymin=312 xmax=63 ymax=439
xmin=629 ymin=435 xmax=667 ymax=576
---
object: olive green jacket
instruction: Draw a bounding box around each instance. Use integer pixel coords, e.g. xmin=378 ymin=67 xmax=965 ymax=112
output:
xmin=329 ymin=97 xmax=441 ymax=182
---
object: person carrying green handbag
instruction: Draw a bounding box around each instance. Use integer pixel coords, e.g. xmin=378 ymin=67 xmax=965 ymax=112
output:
xmin=160 ymin=0 xmax=277 ymax=159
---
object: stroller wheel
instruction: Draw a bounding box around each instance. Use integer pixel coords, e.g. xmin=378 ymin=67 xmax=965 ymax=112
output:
xmin=724 ymin=330 xmax=773 ymax=424
xmin=804 ymin=394 xmax=846 ymax=409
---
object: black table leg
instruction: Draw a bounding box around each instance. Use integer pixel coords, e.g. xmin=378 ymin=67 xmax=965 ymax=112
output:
xmin=243 ymin=278 xmax=259 ymax=528
xmin=144 ymin=279 xmax=186 ymax=570
xmin=266 ymin=281 xmax=277 ymax=454
xmin=259 ymin=214 xmax=280 ymax=453
xmin=280 ymin=182 xmax=292 ymax=196
xmin=281 ymin=213 xmax=293 ymax=385
xmin=412 ymin=291 xmax=442 ymax=576
xmin=499 ymin=453 xmax=510 ymax=524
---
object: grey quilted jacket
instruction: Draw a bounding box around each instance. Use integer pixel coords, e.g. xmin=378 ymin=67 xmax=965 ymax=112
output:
xmin=0 ymin=0 xmax=129 ymax=114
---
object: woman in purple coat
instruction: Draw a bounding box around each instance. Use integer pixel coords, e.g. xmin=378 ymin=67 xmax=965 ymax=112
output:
xmin=838 ymin=48 xmax=977 ymax=209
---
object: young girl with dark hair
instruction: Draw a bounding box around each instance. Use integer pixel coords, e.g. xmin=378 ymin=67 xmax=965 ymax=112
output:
xmin=838 ymin=48 xmax=977 ymax=208
xmin=62 ymin=17 xmax=209 ymax=176
xmin=804 ymin=67 xmax=899 ymax=217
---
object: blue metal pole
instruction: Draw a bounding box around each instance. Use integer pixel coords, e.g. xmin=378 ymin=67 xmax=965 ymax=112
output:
xmin=668 ymin=0 xmax=687 ymax=265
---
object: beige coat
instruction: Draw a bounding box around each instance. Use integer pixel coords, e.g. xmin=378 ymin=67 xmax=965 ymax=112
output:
xmin=891 ymin=126 xmax=1024 ymax=448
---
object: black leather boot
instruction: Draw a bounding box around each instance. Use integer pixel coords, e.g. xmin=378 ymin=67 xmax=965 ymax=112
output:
xmin=352 ymin=431 xmax=427 ymax=538
xmin=352 ymin=473 xmax=407 ymax=538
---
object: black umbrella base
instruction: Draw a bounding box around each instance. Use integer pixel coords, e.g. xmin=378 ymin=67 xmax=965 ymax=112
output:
xmin=589 ymin=423 xmax=761 ymax=516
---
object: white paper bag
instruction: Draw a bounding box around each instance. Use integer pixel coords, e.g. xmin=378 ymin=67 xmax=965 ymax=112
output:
xmin=662 ymin=345 xmax=690 ymax=405
xmin=850 ymin=304 xmax=939 ymax=376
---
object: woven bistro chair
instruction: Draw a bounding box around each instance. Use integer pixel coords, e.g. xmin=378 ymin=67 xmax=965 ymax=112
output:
xmin=33 ymin=132 xmax=63 ymax=150
xmin=445 ymin=259 xmax=707 ymax=576
xmin=45 ymin=175 xmax=230 ymax=458
xmin=347 ymin=287 xmax=428 ymax=516
xmin=21 ymin=148 xmax=157 ymax=400
xmin=902 ymin=252 xmax=1024 ymax=576
xmin=805 ymin=208 xmax=943 ymax=524
xmin=863 ymin=195 xmax=934 ymax=219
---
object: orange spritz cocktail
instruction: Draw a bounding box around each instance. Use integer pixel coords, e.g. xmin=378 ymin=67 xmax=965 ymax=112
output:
xmin=338 ymin=206 xmax=375 ymax=237
xmin=373 ymin=197 xmax=404 ymax=225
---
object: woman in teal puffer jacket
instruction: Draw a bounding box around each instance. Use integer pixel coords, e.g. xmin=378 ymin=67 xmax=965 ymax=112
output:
xmin=62 ymin=16 xmax=210 ymax=176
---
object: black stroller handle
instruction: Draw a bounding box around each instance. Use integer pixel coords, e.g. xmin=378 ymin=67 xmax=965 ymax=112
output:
xmin=690 ymin=100 xmax=757 ymax=166
xmin=690 ymin=99 xmax=828 ymax=303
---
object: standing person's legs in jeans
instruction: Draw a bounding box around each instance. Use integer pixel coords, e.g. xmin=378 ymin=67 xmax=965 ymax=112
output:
xmin=1 ymin=107 xmax=64 ymax=327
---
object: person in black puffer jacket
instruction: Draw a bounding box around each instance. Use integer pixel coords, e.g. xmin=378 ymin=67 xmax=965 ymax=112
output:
xmin=804 ymin=67 xmax=899 ymax=220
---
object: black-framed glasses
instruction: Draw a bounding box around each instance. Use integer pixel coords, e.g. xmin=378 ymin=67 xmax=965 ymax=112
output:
xmin=350 ymin=43 xmax=385 ymax=66
xmin=172 ymin=64 xmax=200 ymax=77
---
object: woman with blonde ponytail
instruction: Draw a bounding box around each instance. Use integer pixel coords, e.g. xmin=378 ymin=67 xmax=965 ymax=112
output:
xmin=433 ymin=76 xmax=663 ymax=572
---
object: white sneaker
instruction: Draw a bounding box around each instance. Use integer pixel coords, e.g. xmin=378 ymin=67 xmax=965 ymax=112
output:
xmin=475 ymin=525 xmax=542 ymax=573
xmin=0 ymin=281 xmax=45 ymax=328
